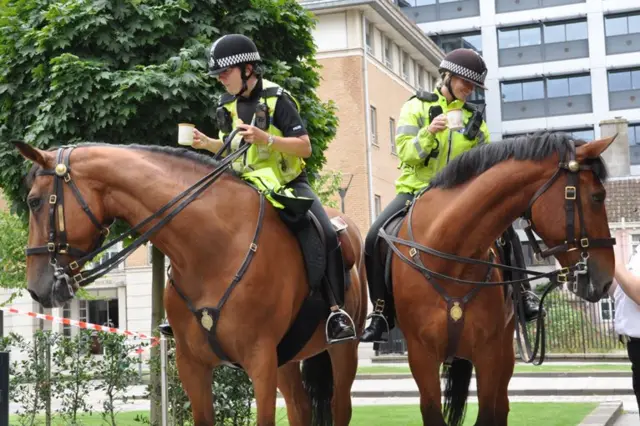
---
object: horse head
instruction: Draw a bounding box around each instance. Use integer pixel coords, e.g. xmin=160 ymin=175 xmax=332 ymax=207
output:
xmin=521 ymin=134 xmax=616 ymax=302
xmin=14 ymin=142 xmax=112 ymax=308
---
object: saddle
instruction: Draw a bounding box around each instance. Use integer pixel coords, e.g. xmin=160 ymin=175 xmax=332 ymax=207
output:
xmin=267 ymin=191 xmax=355 ymax=365
xmin=270 ymin=191 xmax=355 ymax=291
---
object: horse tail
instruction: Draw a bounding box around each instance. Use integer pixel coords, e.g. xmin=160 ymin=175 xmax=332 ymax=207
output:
xmin=301 ymin=350 xmax=333 ymax=426
xmin=442 ymin=358 xmax=473 ymax=426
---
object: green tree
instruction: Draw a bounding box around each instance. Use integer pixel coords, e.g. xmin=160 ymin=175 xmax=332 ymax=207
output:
xmin=0 ymin=0 xmax=338 ymax=423
xmin=0 ymin=209 xmax=28 ymax=304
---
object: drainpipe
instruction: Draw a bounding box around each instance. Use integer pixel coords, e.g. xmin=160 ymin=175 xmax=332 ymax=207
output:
xmin=361 ymin=11 xmax=375 ymax=225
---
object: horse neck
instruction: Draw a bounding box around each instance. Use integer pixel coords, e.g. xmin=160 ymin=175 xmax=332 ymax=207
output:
xmin=416 ymin=157 xmax=557 ymax=260
xmin=74 ymin=146 xmax=251 ymax=270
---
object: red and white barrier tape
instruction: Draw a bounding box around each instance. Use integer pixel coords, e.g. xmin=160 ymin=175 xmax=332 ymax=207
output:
xmin=0 ymin=306 xmax=160 ymax=354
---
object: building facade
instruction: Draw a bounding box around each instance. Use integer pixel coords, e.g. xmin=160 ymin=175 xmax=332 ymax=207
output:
xmin=397 ymin=0 xmax=640 ymax=174
xmin=0 ymin=0 xmax=445 ymax=350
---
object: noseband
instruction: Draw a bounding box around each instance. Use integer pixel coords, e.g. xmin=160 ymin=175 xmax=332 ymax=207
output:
xmin=25 ymin=147 xmax=112 ymax=288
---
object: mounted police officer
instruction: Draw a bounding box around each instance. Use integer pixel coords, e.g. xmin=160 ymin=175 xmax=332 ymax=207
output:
xmin=159 ymin=34 xmax=356 ymax=343
xmin=359 ymin=48 xmax=541 ymax=343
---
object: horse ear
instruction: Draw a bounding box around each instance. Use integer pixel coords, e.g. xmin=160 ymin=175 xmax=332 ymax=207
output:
xmin=575 ymin=134 xmax=617 ymax=161
xmin=12 ymin=141 xmax=50 ymax=167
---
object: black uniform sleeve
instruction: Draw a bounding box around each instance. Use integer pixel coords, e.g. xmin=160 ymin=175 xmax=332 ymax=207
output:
xmin=272 ymin=94 xmax=308 ymax=137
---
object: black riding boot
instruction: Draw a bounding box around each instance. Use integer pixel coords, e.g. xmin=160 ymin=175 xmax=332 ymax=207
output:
xmin=359 ymin=299 xmax=391 ymax=343
xmin=158 ymin=323 xmax=174 ymax=337
xmin=520 ymin=282 xmax=543 ymax=323
xmin=325 ymin=244 xmax=356 ymax=344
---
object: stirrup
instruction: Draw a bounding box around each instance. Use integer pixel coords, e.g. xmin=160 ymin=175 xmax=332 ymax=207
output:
xmin=325 ymin=309 xmax=357 ymax=344
xmin=363 ymin=312 xmax=390 ymax=344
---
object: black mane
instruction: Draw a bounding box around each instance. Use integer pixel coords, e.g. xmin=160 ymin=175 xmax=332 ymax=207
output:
xmin=25 ymin=142 xmax=236 ymax=189
xmin=428 ymin=131 xmax=608 ymax=189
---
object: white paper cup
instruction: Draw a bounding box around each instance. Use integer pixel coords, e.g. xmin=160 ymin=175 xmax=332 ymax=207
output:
xmin=446 ymin=109 xmax=464 ymax=131
xmin=178 ymin=123 xmax=195 ymax=146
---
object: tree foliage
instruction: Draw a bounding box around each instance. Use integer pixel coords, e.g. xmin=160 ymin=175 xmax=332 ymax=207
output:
xmin=0 ymin=0 xmax=338 ymax=218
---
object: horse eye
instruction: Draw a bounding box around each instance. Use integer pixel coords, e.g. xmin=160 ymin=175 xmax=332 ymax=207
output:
xmin=28 ymin=197 xmax=42 ymax=211
xmin=592 ymin=193 xmax=605 ymax=203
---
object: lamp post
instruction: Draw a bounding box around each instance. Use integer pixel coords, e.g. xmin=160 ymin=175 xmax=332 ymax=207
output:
xmin=338 ymin=173 xmax=354 ymax=213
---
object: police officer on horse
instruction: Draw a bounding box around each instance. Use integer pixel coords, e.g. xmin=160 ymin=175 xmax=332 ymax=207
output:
xmin=160 ymin=34 xmax=356 ymax=343
xmin=360 ymin=48 xmax=541 ymax=343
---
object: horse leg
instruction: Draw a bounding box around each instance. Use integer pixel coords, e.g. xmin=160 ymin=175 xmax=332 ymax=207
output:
xmin=495 ymin=318 xmax=515 ymax=426
xmin=406 ymin=337 xmax=446 ymax=426
xmin=327 ymin=341 xmax=359 ymax=426
xmin=473 ymin=338 xmax=503 ymax=426
xmin=175 ymin=345 xmax=215 ymax=425
xmin=245 ymin=347 xmax=278 ymax=426
xmin=277 ymin=362 xmax=311 ymax=426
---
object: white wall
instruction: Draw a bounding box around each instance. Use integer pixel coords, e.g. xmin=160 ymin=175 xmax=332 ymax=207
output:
xmin=420 ymin=0 xmax=640 ymax=146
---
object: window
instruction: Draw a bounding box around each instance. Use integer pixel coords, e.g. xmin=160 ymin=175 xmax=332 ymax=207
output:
xmin=629 ymin=124 xmax=640 ymax=165
xmin=546 ymin=75 xmax=591 ymax=98
xmin=390 ymin=117 xmax=397 ymax=155
xmin=608 ymin=68 xmax=640 ymax=111
xmin=383 ymin=37 xmax=393 ymax=69
xmin=417 ymin=67 xmax=425 ymax=90
xmin=498 ymin=26 xmax=541 ymax=49
xmin=86 ymin=242 xmax=123 ymax=271
xmin=500 ymin=74 xmax=592 ymax=120
xmin=605 ymin=13 xmax=640 ymax=37
xmin=543 ymin=21 xmax=588 ymax=43
xmin=365 ymin=21 xmax=374 ymax=54
xmin=632 ymin=233 xmax=640 ymax=254
xmin=600 ymin=297 xmax=615 ymax=321
xmin=402 ymin=52 xmax=410 ymax=82
xmin=370 ymin=105 xmax=378 ymax=146
xmin=432 ymin=31 xmax=482 ymax=55
xmin=569 ymin=128 xmax=595 ymax=141
xmin=374 ymin=195 xmax=382 ymax=218
xmin=608 ymin=69 xmax=640 ymax=92
xmin=501 ymin=79 xmax=545 ymax=102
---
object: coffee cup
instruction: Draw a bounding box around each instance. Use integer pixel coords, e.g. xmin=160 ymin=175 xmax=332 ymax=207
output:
xmin=446 ymin=109 xmax=464 ymax=131
xmin=178 ymin=123 xmax=195 ymax=146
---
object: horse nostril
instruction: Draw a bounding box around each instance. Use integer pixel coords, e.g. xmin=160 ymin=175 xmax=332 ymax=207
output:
xmin=28 ymin=289 xmax=40 ymax=303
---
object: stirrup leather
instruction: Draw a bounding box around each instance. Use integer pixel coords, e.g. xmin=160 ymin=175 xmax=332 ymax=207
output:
xmin=325 ymin=308 xmax=357 ymax=344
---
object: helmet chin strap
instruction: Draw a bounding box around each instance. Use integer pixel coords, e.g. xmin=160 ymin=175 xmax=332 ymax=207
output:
xmin=444 ymin=74 xmax=457 ymax=102
xmin=238 ymin=63 xmax=255 ymax=96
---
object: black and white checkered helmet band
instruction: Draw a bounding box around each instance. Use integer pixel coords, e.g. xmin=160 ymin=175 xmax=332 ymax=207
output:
xmin=440 ymin=59 xmax=487 ymax=85
xmin=209 ymin=52 xmax=261 ymax=69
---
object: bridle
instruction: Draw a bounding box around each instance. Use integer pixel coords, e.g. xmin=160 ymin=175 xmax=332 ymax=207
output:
xmin=24 ymin=130 xmax=252 ymax=293
xmin=25 ymin=147 xmax=112 ymax=290
xmin=520 ymin=140 xmax=616 ymax=290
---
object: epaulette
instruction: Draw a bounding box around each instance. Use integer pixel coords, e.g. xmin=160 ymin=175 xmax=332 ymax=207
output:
xmin=462 ymin=102 xmax=477 ymax=113
xmin=413 ymin=90 xmax=438 ymax=102
xmin=218 ymin=92 xmax=236 ymax=106
xmin=261 ymin=86 xmax=284 ymax=98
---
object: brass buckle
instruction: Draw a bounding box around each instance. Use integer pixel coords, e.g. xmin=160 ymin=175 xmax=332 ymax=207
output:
xmin=47 ymin=242 xmax=55 ymax=252
xmin=49 ymin=195 xmax=57 ymax=204
xmin=58 ymin=243 xmax=69 ymax=255
xmin=63 ymin=174 xmax=71 ymax=183
xmin=69 ymin=261 xmax=80 ymax=271
xmin=580 ymin=238 xmax=589 ymax=248
xmin=409 ymin=248 xmax=417 ymax=257
xmin=558 ymin=274 xmax=569 ymax=283
xmin=565 ymin=186 xmax=576 ymax=200
xmin=73 ymin=273 xmax=83 ymax=285
xmin=249 ymin=243 xmax=257 ymax=252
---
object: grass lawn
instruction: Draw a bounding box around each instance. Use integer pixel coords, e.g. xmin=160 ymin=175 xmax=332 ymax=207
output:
xmin=358 ymin=363 xmax=631 ymax=375
xmin=14 ymin=403 xmax=597 ymax=425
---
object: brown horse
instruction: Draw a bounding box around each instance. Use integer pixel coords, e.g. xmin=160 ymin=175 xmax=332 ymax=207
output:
xmin=14 ymin=141 xmax=368 ymax=426
xmin=379 ymin=132 xmax=616 ymax=426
